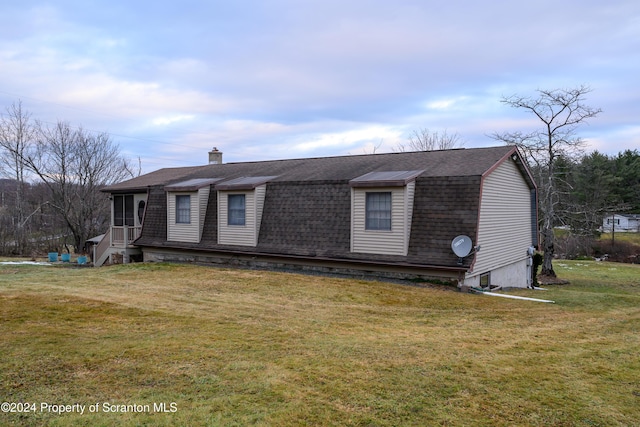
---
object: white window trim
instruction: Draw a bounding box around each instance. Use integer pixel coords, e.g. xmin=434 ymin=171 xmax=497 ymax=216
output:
xmin=365 ymin=191 xmax=392 ymax=231
xmin=227 ymin=194 xmax=246 ymax=226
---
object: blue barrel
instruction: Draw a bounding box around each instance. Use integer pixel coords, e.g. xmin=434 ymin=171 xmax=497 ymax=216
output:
xmin=61 ymin=253 xmax=71 ymax=262
xmin=48 ymin=252 xmax=58 ymax=262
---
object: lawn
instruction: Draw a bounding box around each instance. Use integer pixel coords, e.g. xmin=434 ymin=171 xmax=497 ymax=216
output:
xmin=1 ymin=260 xmax=639 ymax=426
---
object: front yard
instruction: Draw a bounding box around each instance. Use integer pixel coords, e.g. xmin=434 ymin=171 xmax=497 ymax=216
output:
xmin=1 ymin=260 xmax=639 ymax=426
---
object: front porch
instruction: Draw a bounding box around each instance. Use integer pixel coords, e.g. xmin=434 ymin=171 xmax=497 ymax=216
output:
xmin=110 ymin=225 xmax=142 ymax=247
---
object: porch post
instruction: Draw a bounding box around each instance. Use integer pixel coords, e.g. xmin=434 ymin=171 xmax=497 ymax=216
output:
xmin=123 ymin=225 xmax=130 ymax=264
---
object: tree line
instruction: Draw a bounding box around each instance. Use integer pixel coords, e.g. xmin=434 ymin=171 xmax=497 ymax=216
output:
xmin=0 ymin=101 xmax=134 ymax=256
xmin=555 ymin=149 xmax=640 ymax=234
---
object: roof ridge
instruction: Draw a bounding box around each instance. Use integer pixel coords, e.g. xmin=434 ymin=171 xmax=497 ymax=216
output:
xmin=220 ymin=146 xmax=480 ymax=166
xmin=102 ymin=145 xmax=518 ymax=192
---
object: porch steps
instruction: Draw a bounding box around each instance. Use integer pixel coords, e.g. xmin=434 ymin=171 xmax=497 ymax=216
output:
xmin=93 ymin=233 xmax=112 ymax=267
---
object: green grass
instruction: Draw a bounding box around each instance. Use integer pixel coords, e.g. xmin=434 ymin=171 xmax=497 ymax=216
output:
xmin=599 ymin=232 xmax=640 ymax=246
xmin=1 ymin=260 xmax=639 ymax=426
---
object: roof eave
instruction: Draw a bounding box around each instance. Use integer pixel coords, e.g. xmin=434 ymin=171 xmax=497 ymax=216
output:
xmin=483 ymin=146 xmax=537 ymax=190
xmin=349 ymin=180 xmax=412 ymax=188
xmin=101 ymin=186 xmax=150 ymax=194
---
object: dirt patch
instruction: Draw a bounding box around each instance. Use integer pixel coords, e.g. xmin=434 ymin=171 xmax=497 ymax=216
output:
xmin=537 ymin=274 xmax=570 ymax=285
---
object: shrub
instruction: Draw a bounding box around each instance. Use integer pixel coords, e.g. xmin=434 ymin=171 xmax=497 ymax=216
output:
xmin=555 ymin=233 xmax=640 ymax=263
xmin=591 ymin=239 xmax=640 ymax=263
xmin=556 ymin=234 xmax=596 ymax=259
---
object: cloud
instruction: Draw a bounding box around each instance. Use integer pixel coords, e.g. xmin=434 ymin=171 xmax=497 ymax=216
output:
xmin=1 ymin=0 xmax=639 ymax=169
xmin=424 ymin=98 xmax=464 ymax=111
xmin=291 ymin=125 xmax=403 ymax=153
xmin=150 ymin=115 xmax=196 ymax=126
xmin=586 ymin=126 xmax=640 ymax=154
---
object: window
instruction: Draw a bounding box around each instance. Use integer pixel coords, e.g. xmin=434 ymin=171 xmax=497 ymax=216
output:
xmin=113 ymin=195 xmax=134 ymax=226
xmin=366 ymin=192 xmax=391 ymax=230
xmin=480 ymin=272 xmax=491 ymax=288
xmin=228 ymin=194 xmax=246 ymax=226
xmin=175 ymin=195 xmax=191 ymax=224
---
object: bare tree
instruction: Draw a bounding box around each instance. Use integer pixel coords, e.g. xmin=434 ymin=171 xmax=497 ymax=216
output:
xmin=24 ymin=121 xmax=133 ymax=252
xmin=359 ymin=140 xmax=383 ymax=155
xmin=125 ymin=156 xmax=144 ymax=178
xmin=397 ymin=128 xmax=463 ymax=152
xmin=0 ymin=101 xmax=37 ymax=253
xmin=492 ymin=85 xmax=602 ymax=277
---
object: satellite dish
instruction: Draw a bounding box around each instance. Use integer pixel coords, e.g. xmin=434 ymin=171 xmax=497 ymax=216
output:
xmin=451 ymin=235 xmax=473 ymax=258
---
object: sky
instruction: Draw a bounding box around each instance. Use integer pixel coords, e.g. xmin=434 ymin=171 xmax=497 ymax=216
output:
xmin=1 ymin=0 xmax=639 ymax=172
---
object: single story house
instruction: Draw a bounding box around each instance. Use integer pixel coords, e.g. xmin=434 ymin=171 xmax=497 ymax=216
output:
xmin=602 ymin=214 xmax=640 ymax=233
xmin=99 ymin=145 xmax=539 ymax=289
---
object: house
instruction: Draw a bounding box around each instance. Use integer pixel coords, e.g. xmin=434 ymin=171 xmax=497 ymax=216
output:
xmin=602 ymin=214 xmax=640 ymax=233
xmin=98 ymin=145 xmax=538 ymax=289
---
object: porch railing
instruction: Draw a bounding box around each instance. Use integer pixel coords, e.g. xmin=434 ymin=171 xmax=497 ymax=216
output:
xmin=93 ymin=232 xmax=111 ymax=267
xmin=110 ymin=225 xmax=142 ymax=247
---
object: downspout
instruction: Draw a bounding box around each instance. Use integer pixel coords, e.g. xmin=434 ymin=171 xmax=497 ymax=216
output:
xmin=471 ymin=287 xmax=554 ymax=303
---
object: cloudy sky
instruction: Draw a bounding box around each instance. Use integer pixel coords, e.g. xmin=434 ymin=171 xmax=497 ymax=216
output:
xmin=1 ymin=1 xmax=638 ymax=171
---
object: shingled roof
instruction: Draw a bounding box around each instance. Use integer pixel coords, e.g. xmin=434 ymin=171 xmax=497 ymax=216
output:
xmin=102 ymin=145 xmax=531 ymax=193
xmin=103 ymin=145 xmax=535 ymax=273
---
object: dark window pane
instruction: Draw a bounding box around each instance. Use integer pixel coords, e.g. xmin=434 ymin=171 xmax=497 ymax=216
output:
xmin=124 ymin=195 xmax=134 ymax=226
xmin=114 ymin=195 xmax=124 ymax=226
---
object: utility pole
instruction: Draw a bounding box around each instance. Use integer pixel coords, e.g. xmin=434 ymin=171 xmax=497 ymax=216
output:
xmin=611 ymin=213 xmax=616 ymax=246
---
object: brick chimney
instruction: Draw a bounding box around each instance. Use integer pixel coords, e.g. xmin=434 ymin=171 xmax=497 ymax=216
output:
xmin=208 ymin=147 xmax=222 ymax=164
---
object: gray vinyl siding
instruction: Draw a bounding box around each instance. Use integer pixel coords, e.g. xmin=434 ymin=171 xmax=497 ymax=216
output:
xmin=166 ymin=187 xmax=210 ymax=243
xmin=218 ymin=185 xmax=266 ymax=247
xmin=351 ymin=183 xmax=415 ymax=256
xmin=473 ymin=159 xmax=532 ymax=274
